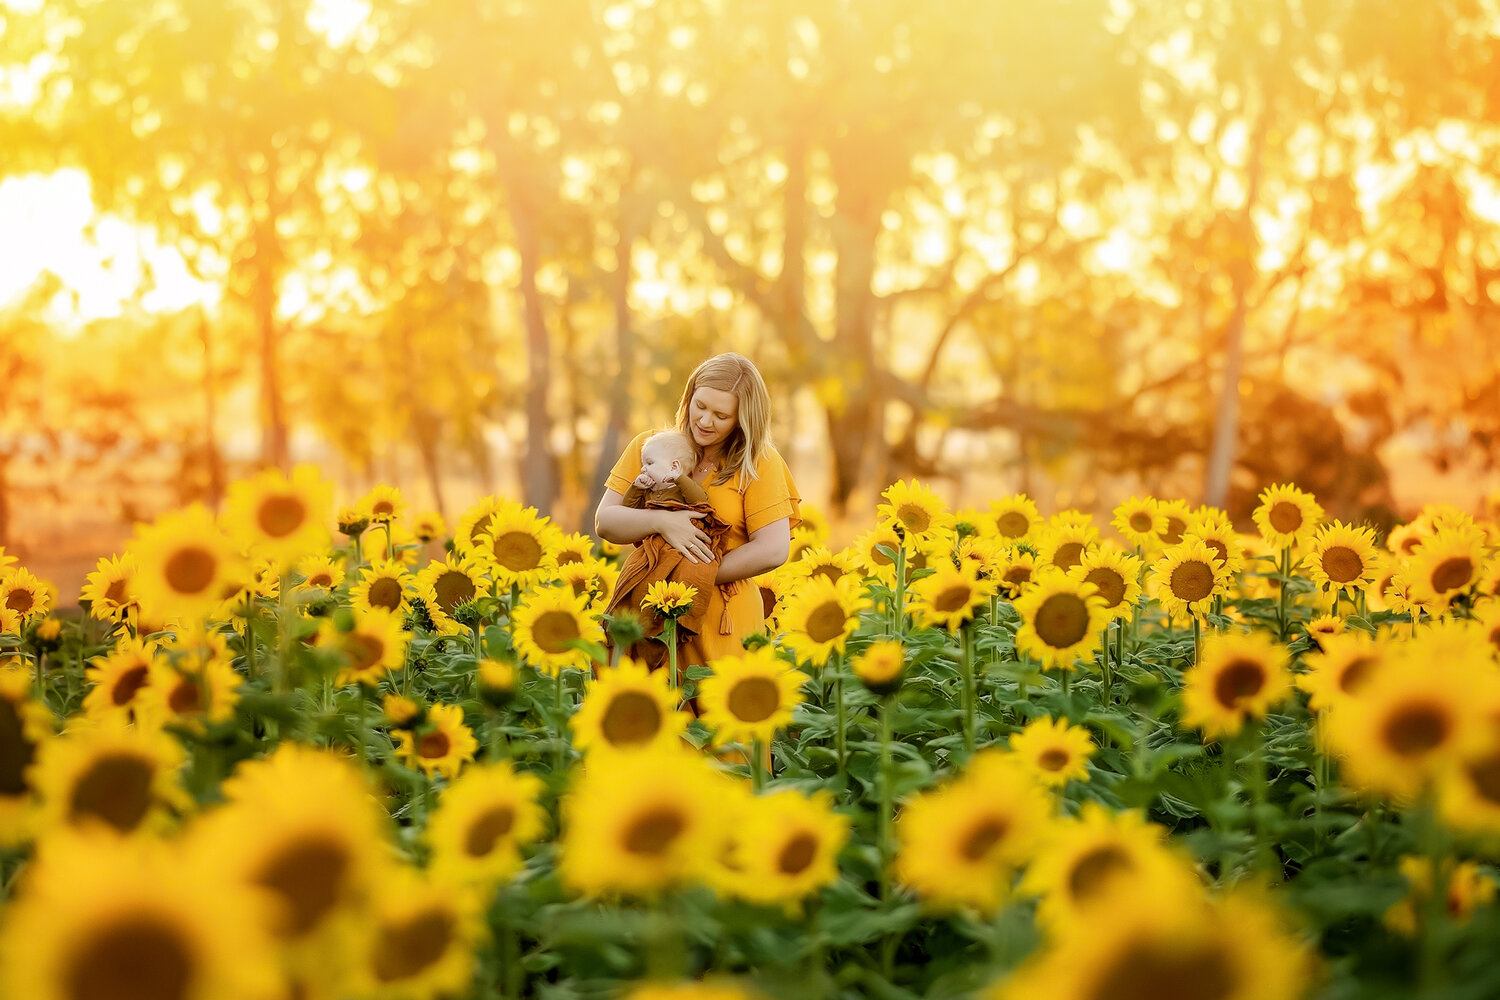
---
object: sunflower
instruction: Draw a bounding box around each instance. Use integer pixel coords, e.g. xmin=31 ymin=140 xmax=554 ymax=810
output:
xmin=393 ymin=703 xmax=479 ymax=780
xmin=877 ymin=479 xmax=955 ymax=544
xmin=1068 ymin=544 xmax=1142 ymax=624
xmin=852 ymin=638 xmax=906 ymax=696
xmin=475 ymin=505 xmax=563 ymax=591
xmin=352 ymin=558 xmax=413 ymax=616
xmin=957 ymin=535 xmax=1009 ymax=582
xmin=1296 ymin=631 xmax=1385 ymax=712
xmin=893 ymin=751 xmax=1053 ymax=914
xmin=779 ymin=576 xmax=870 ymax=667
xmin=1302 ymin=520 xmax=1381 ymax=596
xmin=0 ymin=666 xmax=51 ymax=845
xmin=621 ymin=981 xmax=771 ymax=1000
xmin=0 ymin=546 xmax=15 ymax=576
xmin=1148 ymin=537 xmax=1229 ymax=622
xmin=1476 ymin=600 xmax=1500 ymax=659
xmin=79 ymin=552 xmax=138 ymax=624
xmin=413 ymin=553 xmax=491 ymax=635
xmin=0 ymin=566 xmax=51 ymax=626
xmin=1035 ymin=521 xmax=1099 ymax=575
xmin=477 ymin=657 xmax=518 ymax=707
xmin=908 ymin=561 xmax=995 ymax=633
xmin=223 ymin=464 xmax=334 ymax=566
xmin=698 ymin=647 xmax=807 ymax=748
xmin=643 ymin=580 xmax=698 ymax=619
xmin=362 ymin=520 xmax=422 ymax=566
xmin=383 ymin=693 xmax=426 ymax=730
xmin=361 ymin=484 xmax=406 ymax=525
xmin=295 ymin=555 xmax=345 ymax=593
xmin=203 ymin=743 xmax=390 ymax=943
xmin=1253 ymin=483 xmax=1324 ymax=550
xmin=1186 ymin=508 xmax=1246 ymax=575
xmin=0 ymin=606 xmax=17 ymax=637
xmin=1112 ymin=496 xmax=1166 ymax=548
xmin=411 ymin=510 xmax=448 ymax=544
xmin=1323 ymin=651 xmax=1492 ymax=801
xmin=552 ymin=531 xmax=595 ymax=567
xmin=320 ymin=606 xmax=411 ymax=688
xmin=1013 ymin=569 xmax=1110 ymax=671
xmin=0 ymin=830 xmax=280 ymax=1000
xmin=1303 ymin=613 xmax=1345 ymax=647
xmin=512 ymin=586 xmax=604 ymax=676
xmin=1008 ymin=716 xmax=1096 ymax=787
xmin=453 ymin=495 xmax=510 ymax=554
xmin=558 ymin=747 xmax=729 ymax=897
xmin=347 ymin=866 xmax=482 ymax=999
xmin=428 ymin=761 xmax=547 ymax=885
xmin=137 ymin=629 xmax=242 ymax=730
xmin=1384 ymin=855 xmax=1497 ymax=937
xmin=990 ymin=494 xmax=1043 ymax=543
xmin=788 ymin=524 xmax=824 ymax=563
xmin=571 ymin=658 xmax=690 ymax=756
xmin=851 ymin=523 xmax=905 ymax=587
xmin=1178 ymin=632 xmax=1292 ymax=739
xmin=1151 ymin=498 xmax=1193 ymax=549
xmin=720 ymin=789 xmax=849 ymax=907
xmin=1405 ymin=527 xmax=1485 ymax=610
xmin=1439 ymin=737 xmax=1500 ymax=835
xmin=988 ymin=887 xmax=1311 ymax=1000
xmin=1386 ymin=521 xmax=1428 ymax=558
xmin=130 ymin=505 xmax=246 ymax=623
xmin=81 ymin=636 xmax=159 ymax=723
xmin=558 ymin=559 xmax=612 ymax=614
xmin=994 ymin=546 xmax=1039 ymax=600
xmin=1018 ymin=803 xmax=1191 ymax=935
xmin=787 ymin=545 xmax=859 ymax=590
xmin=31 ymin=718 xmax=187 ymax=836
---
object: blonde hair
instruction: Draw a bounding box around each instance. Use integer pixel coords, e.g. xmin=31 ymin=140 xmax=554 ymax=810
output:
xmin=641 ymin=429 xmax=695 ymax=471
xmin=675 ymin=353 xmax=773 ymax=489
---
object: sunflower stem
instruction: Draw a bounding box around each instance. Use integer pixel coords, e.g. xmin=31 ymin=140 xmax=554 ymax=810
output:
xmin=242 ymin=603 xmax=256 ymax=682
xmin=961 ymin=625 xmax=976 ymax=753
xmin=1099 ymin=624 xmax=1114 ymax=707
xmin=1244 ymin=720 xmax=1276 ymax=881
xmin=1192 ymin=616 xmax=1202 ymax=667
xmin=893 ymin=542 xmax=908 ymax=638
xmin=384 ymin=522 xmax=394 ymax=562
xmin=356 ymin=686 xmax=369 ymax=765
xmin=554 ymin=669 xmax=567 ymax=774
xmin=1417 ymin=797 xmax=1452 ymax=997
xmin=665 ymin=618 xmax=680 ymax=704
xmin=878 ymin=695 xmax=894 ymax=901
xmin=834 ymin=663 xmax=847 ymax=781
xmin=751 ymin=736 xmax=765 ymax=792
xmin=1277 ymin=546 xmax=1291 ymax=641
xmin=275 ymin=572 xmax=292 ymax=693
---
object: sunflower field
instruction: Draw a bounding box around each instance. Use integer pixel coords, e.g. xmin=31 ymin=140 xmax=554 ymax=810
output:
xmin=3 ymin=470 xmax=1500 ymax=1000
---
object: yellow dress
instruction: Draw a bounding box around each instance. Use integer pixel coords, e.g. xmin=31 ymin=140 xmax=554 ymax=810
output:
xmin=606 ymin=430 xmax=802 ymax=663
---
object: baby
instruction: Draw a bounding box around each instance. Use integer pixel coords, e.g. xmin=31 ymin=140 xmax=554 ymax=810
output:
xmin=621 ymin=430 xmax=711 ymax=509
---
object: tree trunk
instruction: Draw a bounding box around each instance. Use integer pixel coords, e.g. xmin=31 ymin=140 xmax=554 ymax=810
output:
xmin=824 ymin=204 xmax=882 ymax=514
xmin=0 ymin=452 xmax=10 ymax=549
xmin=589 ymin=203 xmax=637 ymax=529
xmin=197 ymin=312 xmax=226 ymax=512
xmin=509 ymin=192 xmax=555 ymax=514
xmin=252 ymin=217 xmax=290 ymax=470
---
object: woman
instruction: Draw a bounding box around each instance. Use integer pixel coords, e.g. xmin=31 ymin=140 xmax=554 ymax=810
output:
xmin=595 ymin=353 xmax=801 ymax=665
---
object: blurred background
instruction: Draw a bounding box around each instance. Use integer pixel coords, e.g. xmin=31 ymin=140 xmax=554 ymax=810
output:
xmin=2 ymin=0 xmax=1500 ymax=597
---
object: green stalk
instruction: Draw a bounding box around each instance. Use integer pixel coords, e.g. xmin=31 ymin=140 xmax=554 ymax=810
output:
xmin=751 ymin=736 xmax=765 ymax=792
xmin=1278 ymin=546 xmax=1291 ymax=641
xmin=1099 ymin=623 xmax=1114 ymax=706
xmin=384 ymin=522 xmax=394 ymax=562
xmin=893 ymin=542 xmax=908 ymax=638
xmin=554 ymin=669 xmax=568 ymax=774
xmin=834 ymin=659 xmax=847 ymax=780
xmin=665 ymin=617 xmax=680 ymax=703
xmin=878 ymin=696 xmax=894 ymax=900
xmin=1416 ymin=797 xmax=1452 ymax=996
xmin=1192 ymin=615 xmax=1202 ymax=667
xmin=961 ymin=624 xmax=976 ymax=753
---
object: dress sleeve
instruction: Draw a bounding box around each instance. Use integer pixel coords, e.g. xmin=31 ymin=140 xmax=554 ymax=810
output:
xmin=743 ymin=445 xmax=803 ymax=534
xmin=604 ymin=431 xmax=652 ymax=496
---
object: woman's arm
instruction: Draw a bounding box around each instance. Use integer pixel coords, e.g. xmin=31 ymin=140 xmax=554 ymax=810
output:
xmin=595 ymin=489 xmax=713 ymax=561
xmin=715 ymin=516 xmax=792 ymax=585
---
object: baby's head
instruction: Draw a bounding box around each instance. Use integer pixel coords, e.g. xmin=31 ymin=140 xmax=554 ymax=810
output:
xmin=640 ymin=430 xmax=696 ymax=484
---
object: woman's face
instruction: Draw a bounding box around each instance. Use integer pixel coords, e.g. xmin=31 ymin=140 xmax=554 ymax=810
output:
xmin=688 ymin=386 xmax=739 ymax=452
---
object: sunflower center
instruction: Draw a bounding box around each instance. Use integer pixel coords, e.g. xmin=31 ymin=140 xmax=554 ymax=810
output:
xmin=1084 ymin=568 xmax=1126 ymax=607
xmin=812 ymin=565 xmax=843 ymax=584
xmin=1338 ymin=657 xmax=1377 ymax=694
xmin=996 ymin=512 xmax=1029 ymax=538
xmin=600 ymin=691 xmax=662 ymax=745
xmin=933 ymin=584 xmax=974 ymax=614
xmin=623 ymin=806 xmax=686 ymax=856
xmin=258 ymin=495 xmax=307 ymax=539
xmin=111 ymin=665 xmax=151 ymax=706
xmin=367 ymin=577 xmax=403 ymax=611
xmin=491 ymin=531 xmax=544 ymax=573
xmin=806 ymin=601 xmax=850 ymax=643
xmin=895 ymin=503 xmax=932 ymax=535
xmin=1003 ymin=566 xmax=1032 ymax=587
xmin=1212 ymin=660 xmax=1265 ymax=708
xmin=371 ymin=500 xmax=395 ymax=516
xmin=65 ymin=916 xmax=195 ymax=1000
xmin=254 ymin=834 xmax=351 ymax=937
xmin=1088 ymin=940 xmax=1237 ymax=1000
xmin=69 ymin=752 xmax=154 ymax=833
xmin=418 ymin=729 xmax=452 ymax=759
xmin=4 ymin=589 xmax=33 ymax=614
xmin=307 ymin=572 xmax=333 ymax=588
xmin=1034 ymin=593 xmax=1089 ymax=649
xmin=1067 ymin=845 xmax=1132 ymax=901
xmin=464 ymin=805 xmax=517 ymax=856
xmin=0 ymin=699 xmax=36 ymax=796
xmin=1382 ymin=703 xmax=1452 ymax=757
xmin=163 ymin=547 xmax=217 ymax=596
xmin=1320 ymin=546 xmax=1364 ymax=584
xmin=777 ymin=832 xmax=818 ymax=876
xmin=1204 ymin=538 xmax=1229 ymax=565
xmin=1052 ymin=542 xmax=1084 ymax=571
xmin=167 ymin=677 xmax=202 ymax=715
xmin=468 ymin=513 xmax=496 ymax=546
xmin=868 ymin=543 xmax=894 ymax=567
xmin=1169 ymin=561 xmax=1214 ymax=603
xmin=726 ymin=677 xmax=780 ymax=723
xmin=1268 ymin=501 xmax=1304 ymax=535
xmin=348 ymin=633 xmax=385 ymax=672
xmin=1462 ymin=751 xmax=1500 ymax=806
xmin=104 ymin=579 xmax=129 ymax=604
xmin=372 ymin=909 xmax=455 ymax=983
xmin=1037 ymin=747 xmax=1071 ymax=772
xmin=1430 ymin=556 xmax=1474 ymax=593
xmin=531 ymin=610 xmax=580 ymax=655
xmin=960 ymin=816 xmax=1009 ymax=862
xmin=433 ymin=571 xmax=477 ymax=615
xmin=1129 ymin=512 xmax=1153 ymax=533
xmin=1162 ymin=517 xmax=1186 ymax=545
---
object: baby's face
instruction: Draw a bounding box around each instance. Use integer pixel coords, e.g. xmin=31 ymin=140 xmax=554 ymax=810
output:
xmin=640 ymin=444 xmax=684 ymax=483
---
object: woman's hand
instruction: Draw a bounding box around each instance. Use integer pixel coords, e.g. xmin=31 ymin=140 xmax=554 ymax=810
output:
xmin=656 ymin=509 xmax=712 ymax=564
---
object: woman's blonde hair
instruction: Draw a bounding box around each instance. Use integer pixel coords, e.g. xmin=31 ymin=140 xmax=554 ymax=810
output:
xmin=675 ymin=353 xmax=772 ymax=489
